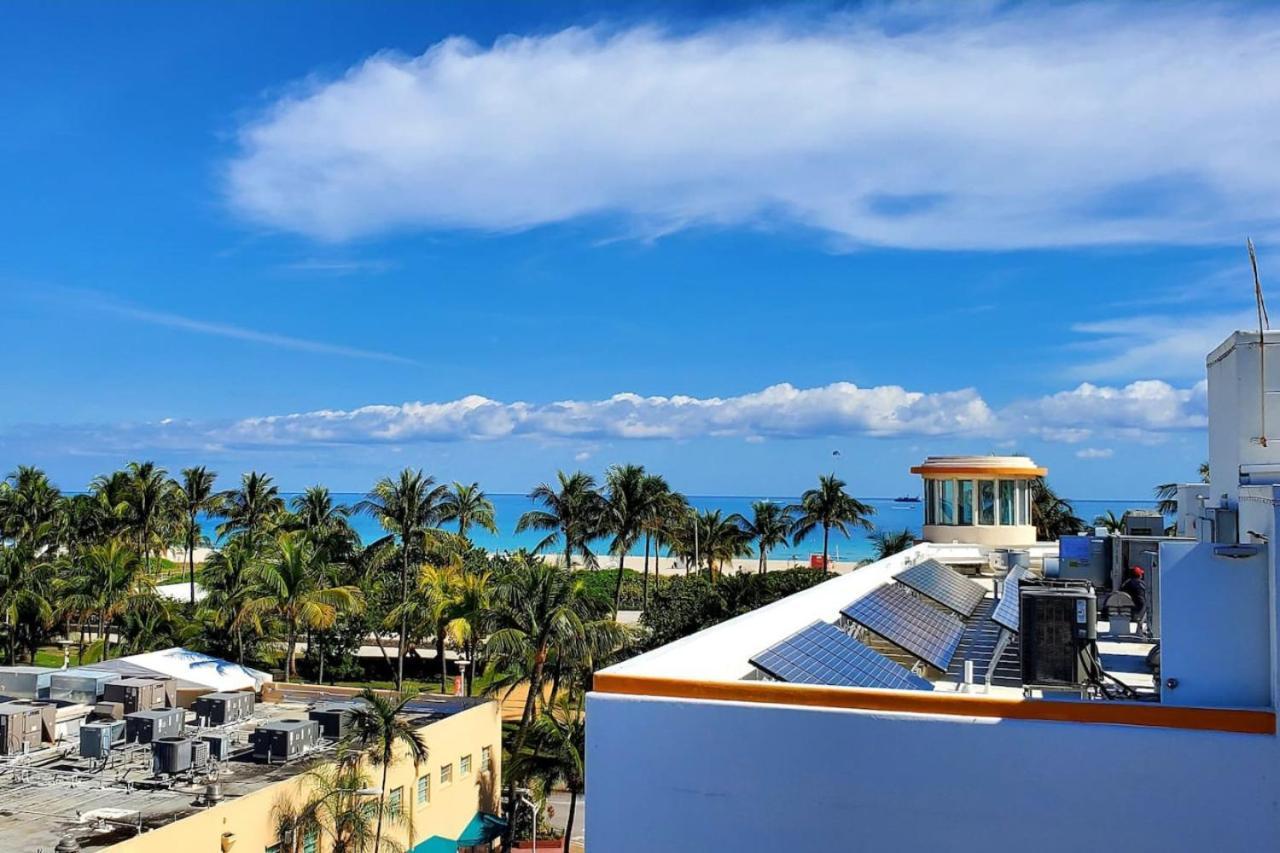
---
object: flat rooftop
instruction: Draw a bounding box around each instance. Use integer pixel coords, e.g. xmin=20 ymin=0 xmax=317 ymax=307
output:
xmin=1 ymin=689 xmax=489 ymax=852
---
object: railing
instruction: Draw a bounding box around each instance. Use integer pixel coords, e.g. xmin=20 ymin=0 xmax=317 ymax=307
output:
xmin=592 ymin=672 xmax=1276 ymax=735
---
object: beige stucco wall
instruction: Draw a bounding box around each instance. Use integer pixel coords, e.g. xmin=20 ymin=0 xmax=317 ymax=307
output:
xmin=921 ymin=523 xmax=1037 ymax=547
xmin=104 ymin=700 xmax=502 ymax=853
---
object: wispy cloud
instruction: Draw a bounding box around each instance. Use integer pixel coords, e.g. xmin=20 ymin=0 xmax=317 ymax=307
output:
xmin=1076 ymin=447 xmax=1114 ymax=459
xmin=1066 ymin=312 xmax=1254 ymax=380
xmin=228 ymin=4 xmax=1280 ymax=248
xmin=277 ymin=258 xmax=397 ymax=276
xmin=67 ymin=290 xmax=417 ymax=365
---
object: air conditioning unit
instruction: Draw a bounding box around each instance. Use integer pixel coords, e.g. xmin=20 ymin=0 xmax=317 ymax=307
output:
xmin=125 ymin=707 xmax=185 ymax=744
xmin=309 ymin=701 xmax=363 ymax=739
xmin=79 ymin=719 xmax=127 ymax=759
xmin=0 ymin=703 xmax=45 ymax=755
xmin=103 ymin=678 xmax=167 ymax=715
xmin=0 ymin=666 xmax=54 ymax=699
xmin=201 ymin=732 xmax=234 ymax=761
xmin=1019 ymin=581 xmax=1097 ymax=689
xmin=48 ymin=669 xmax=120 ymax=704
xmin=151 ymin=737 xmax=193 ymax=776
xmin=250 ymin=719 xmax=320 ymax=764
xmin=193 ymin=692 xmax=255 ymax=726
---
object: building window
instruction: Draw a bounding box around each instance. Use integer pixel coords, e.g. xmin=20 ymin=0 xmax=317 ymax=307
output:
xmin=938 ymin=480 xmax=955 ymax=525
xmin=418 ymin=774 xmax=430 ymax=804
xmin=999 ymin=481 xmax=1015 ymax=525
xmin=956 ymin=480 xmax=974 ymax=525
xmin=481 ymin=745 xmax=492 ymax=772
xmin=461 ymin=754 xmax=472 ymax=776
xmin=978 ymin=480 xmax=996 ymax=526
xmin=924 ymin=480 xmax=936 ymax=525
xmin=389 ymin=786 xmax=403 ymax=817
xmin=302 ymin=831 xmax=317 ymax=853
xmin=441 ymin=763 xmax=453 ymax=786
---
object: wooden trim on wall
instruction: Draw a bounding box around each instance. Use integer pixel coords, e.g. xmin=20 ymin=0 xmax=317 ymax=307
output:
xmin=592 ymin=673 xmax=1276 ymax=735
xmin=909 ymin=467 xmax=1048 ymax=477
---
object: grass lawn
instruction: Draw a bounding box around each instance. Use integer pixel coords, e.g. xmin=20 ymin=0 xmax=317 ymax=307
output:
xmin=33 ymin=646 xmax=84 ymax=668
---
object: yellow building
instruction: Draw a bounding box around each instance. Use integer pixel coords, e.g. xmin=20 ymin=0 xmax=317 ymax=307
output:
xmin=8 ymin=684 xmax=503 ymax=853
xmin=911 ymin=455 xmax=1045 ymax=547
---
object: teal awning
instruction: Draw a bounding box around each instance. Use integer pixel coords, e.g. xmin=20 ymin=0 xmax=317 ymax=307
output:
xmin=411 ymin=813 xmax=507 ymax=853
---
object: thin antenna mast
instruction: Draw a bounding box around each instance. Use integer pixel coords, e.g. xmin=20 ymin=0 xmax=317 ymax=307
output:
xmin=1250 ymin=238 xmax=1269 ymax=446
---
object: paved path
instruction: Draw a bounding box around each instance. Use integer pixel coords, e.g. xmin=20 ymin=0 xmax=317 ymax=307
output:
xmin=545 ymin=790 xmax=585 ymax=851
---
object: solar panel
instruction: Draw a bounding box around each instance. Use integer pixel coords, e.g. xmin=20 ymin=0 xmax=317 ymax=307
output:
xmin=991 ymin=565 xmax=1030 ymax=632
xmin=841 ymin=584 xmax=965 ymax=671
xmin=749 ymin=621 xmax=933 ymax=691
xmin=895 ymin=559 xmax=986 ymax=617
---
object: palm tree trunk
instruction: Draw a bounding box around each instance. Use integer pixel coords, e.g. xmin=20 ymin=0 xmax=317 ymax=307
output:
xmin=507 ymin=648 xmax=548 ymax=843
xmin=187 ymin=526 xmax=196 ymax=606
xmin=760 ymin=544 xmax=766 ymax=575
xmin=285 ymin=621 xmax=297 ymax=683
xmin=374 ymin=759 xmax=390 ymax=853
xmin=822 ymin=523 xmax=830 ymax=571
xmin=438 ymin=628 xmax=448 ymax=693
xmin=397 ymin=548 xmax=409 ymax=691
xmin=642 ymin=534 xmax=651 ymax=610
xmin=611 ymin=548 xmax=626 ymax=619
xmin=562 ymin=790 xmax=578 ymax=853
xmin=318 ymin=632 xmax=326 ymax=684
xmin=77 ymin=619 xmax=86 ymax=664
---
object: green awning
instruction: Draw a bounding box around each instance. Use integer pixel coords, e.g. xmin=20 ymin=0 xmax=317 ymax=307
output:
xmin=411 ymin=813 xmax=507 ymax=853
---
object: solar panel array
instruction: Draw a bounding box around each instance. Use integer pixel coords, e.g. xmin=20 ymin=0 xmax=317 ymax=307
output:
xmin=749 ymin=621 xmax=933 ymax=692
xmin=895 ymin=559 xmax=986 ymax=617
xmin=841 ymin=584 xmax=966 ymax=671
xmin=991 ymin=565 xmax=1030 ymax=632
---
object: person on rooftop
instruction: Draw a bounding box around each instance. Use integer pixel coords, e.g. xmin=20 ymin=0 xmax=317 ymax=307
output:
xmin=1121 ymin=566 xmax=1148 ymax=637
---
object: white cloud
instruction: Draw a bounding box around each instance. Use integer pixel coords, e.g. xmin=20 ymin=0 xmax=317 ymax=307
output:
xmin=1067 ymin=312 xmax=1254 ymax=380
xmin=228 ymin=5 xmax=1280 ymax=248
xmin=1076 ymin=447 xmax=1114 ymax=459
xmin=3 ymin=377 xmax=1210 ymax=455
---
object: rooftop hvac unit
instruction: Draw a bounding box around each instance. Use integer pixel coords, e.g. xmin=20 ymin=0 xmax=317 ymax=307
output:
xmin=1122 ymin=510 xmax=1165 ymax=537
xmin=193 ymin=691 xmax=255 ymax=726
xmin=0 ymin=703 xmax=45 ymax=755
xmin=125 ymin=707 xmax=185 ymax=744
xmin=309 ymin=701 xmax=363 ymax=739
xmin=93 ymin=701 xmax=125 ymax=721
xmin=49 ymin=669 xmax=120 ymax=704
xmin=103 ymin=678 xmax=167 ymax=715
xmin=1019 ymin=581 xmax=1098 ymax=690
xmin=151 ymin=737 xmax=193 ymax=776
xmin=201 ymin=732 xmax=234 ymax=761
xmin=250 ymin=719 xmax=321 ymax=764
xmin=79 ymin=720 xmax=126 ymax=759
xmin=191 ymin=738 xmax=210 ymax=768
xmin=0 ymin=666 xmax=54 ymax=699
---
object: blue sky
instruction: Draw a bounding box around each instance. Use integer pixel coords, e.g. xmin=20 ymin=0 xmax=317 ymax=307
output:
xmin=3 ymin=1 xmax=1275 ymax=498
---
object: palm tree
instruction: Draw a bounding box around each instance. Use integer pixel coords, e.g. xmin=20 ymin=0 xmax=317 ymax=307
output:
xmin=1030 ymin=477 xmax=1085 ymax=540
xmin=688 ymin=510 xmax=751 ymax=578
xmin=730 ymin=501 xmax=793 ymax=574
xmin=789 ymin=474 xmax=875 ymax=571
xmin=447 ymin=568 xmax=493 ymax=696
xmin=176 ymin=466 xmax=218 ymax=604
xmin=507 ymin=699 xmax=585 ymax=853
xmin=1093 ymin=510 xmax=1124 ymax=534
xmin=200 ymin=538 xmax=262 ymax=665
xmin=0 ymin=466 xmax=62 ymax=549
xmin=355 ymin=469 xmax=449 ymax=690
xmin=870 ymin=528 xmax=916 ymax=560
xmin=440 ymin=482 xmax=498 ymax=540
xmin=341 ymin=688 xmax=429 ymax=853
xmin=0 ymin=542 xmax=55 ymax=664
xmin=218 ymin=471 xmax=285 ymax=546
xmin=273 ymin=762 xmax=391 ymax=853
xmin=248 ymin=532 xmax=362 ymax=681
xmin=291 ymin=485 xmax=358 ymax=560
xmin=516 ymin=471 xmax=604 ymax=571
xmin=1155 ymin=461 xmax=1210 ymax=516
xmin=637 ymin=475 xmax=682 ymax=609
xmin=122 ymin=461 xmax=178 ymax=575
xmin=387 ymin=559 xmax=465 ymax=693
xmin=484 ymin=554 xmax=621 ymax=835
xmin=77 ymin=540 xmax=151 ymax=660
xmin=602 ymin=464 xmax=647 ymax=618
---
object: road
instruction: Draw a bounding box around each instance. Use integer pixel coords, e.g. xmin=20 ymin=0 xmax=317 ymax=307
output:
xmin=544 ymin=790 xmax=585 ymax=851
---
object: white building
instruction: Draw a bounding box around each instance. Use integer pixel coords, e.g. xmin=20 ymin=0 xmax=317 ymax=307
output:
xmin=914 ymin=454 xmax=1043 ymax=547
xmin=587 ymin=330 xmax=1280 ymax=852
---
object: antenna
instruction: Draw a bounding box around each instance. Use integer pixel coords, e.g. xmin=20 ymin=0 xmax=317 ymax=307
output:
xmin=1250 ymin=238 xmax=1269 ymax=446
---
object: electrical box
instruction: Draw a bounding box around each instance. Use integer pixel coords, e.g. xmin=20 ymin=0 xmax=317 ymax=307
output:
xmin=1019 ymin=581 xmax=1097 ymax=689
xmin=251 ymin=719 xmax=320 ymax=763
xmin=194 ymin=691 xmax=255 ymax=725
xmin=1058 ymin=536 xmax=1111 ymax=589
xmin=125 ymin=707 xmax=185 ymax=744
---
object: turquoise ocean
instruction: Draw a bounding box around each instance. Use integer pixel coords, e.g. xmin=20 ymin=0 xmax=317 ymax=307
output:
xmin=197 ymin=495 xmax=1155 ymax=563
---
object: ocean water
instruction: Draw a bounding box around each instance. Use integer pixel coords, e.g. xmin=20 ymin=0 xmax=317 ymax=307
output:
xmin=198 ymin=494 xmax=1155 ymax=563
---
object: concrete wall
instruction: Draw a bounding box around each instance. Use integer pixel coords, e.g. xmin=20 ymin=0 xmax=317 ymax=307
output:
xmin=106 ymin=701 xmax=501 ymax=853
xmin=586 ymin=693 xmax=1280 ymax=853
xmin=922 ymin=523 xmax=1037 ymax=547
